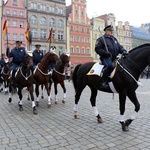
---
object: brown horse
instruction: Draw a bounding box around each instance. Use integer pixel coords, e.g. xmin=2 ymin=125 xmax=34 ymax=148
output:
xmin=33 ymin=46 xmax=60 ymax=107
xmin=8 ymin=53 xmax=37 ymax=114
xmin=49 ymin=53 xmax=70 ymax=104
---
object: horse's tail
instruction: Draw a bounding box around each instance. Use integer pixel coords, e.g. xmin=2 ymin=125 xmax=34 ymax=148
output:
xmin=72 ymin=64 xmax=82 ymax=92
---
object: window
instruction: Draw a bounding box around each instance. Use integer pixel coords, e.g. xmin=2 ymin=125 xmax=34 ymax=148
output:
xmin=87 ymin=28 xmax=89 ymax=33
xmin=40 ymin=4 xmax=46 ymax=11
xmin=13 ymin=33 xmax=17 ymax=40
xmin=40 ymin=29 xmax=47 ymax=38
xmin=12 ymin=20 xmax=17 ymax=27
xmin=20 ymin=34 xmax=24 ymax=41
xmin=50 ymin=6 xmax=55 ymax=13
xmin=20 ymin=21 xmax=24 ymax=28
xmin=81 ymin=27 xmax=84 ymax=32
xmin=31 ymin=3 xmax=37 ymax=9
xmin=7 ymin=33 xmax=10 ymax=40
xmin=7 ymin=20 xmax=10 ymax=26
xmin=76 ymin=26 xmax=79 ymax=32
xmin=40 ymin=17 xmax=46 ymax=25
xmin=86 ymin=48 xmax=90 ymax=54
xmin=76 ymin=36 xmax=80 ymax=42
xmin=6 ymin=10 xmax=10 ymax=15
xmin=86 ymin=38 xmax=90 ymax=43
xmin=58 ymin=31 xmax=63 ymax=40
xmin=76 ymin=47 xmax=80 ymax=54
xmin=59 ymin=47 xmax=63 ymax=55
xmin=20 ymin=11 xmax=23 ymax=16
xmin=30 ymin=15 xmax=37 ymax=24
xmin=58 ymin=8 xmax=63 ymax=14
xmin=75 ymin=10 xmax=78 ymax=14
xmin=31 ymin=28 xmax=37 ymax=38
xmin=81 ymin=48 xmax=85 ymax=54
xmin=81 ymin=19 xmax=84 ymax=24
xmin=58 ymin=19 xmax=63 ymax=28
xmin=70 ymin=47 xmax=74 ymax=53
xmin=49 ymin=18 xmax=55 ymax=26
xmin=13 ymin=0 xmax=17 ymax=5
xmin=81 ymin=37 xmax=84 ymax=43
xmin=70 ymin=26 xmax=73 ymax=31
xmin=70 ymin=36 xmax=74 ymax=42
xmin=81 ymin=11 xmax=84 ymax=16
xmin=13 ymin=10 xmax=17 ymax=16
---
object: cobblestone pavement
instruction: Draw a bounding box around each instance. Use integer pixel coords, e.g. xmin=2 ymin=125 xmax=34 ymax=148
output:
xmin=0 ymin=79 xmax=150 ymax=150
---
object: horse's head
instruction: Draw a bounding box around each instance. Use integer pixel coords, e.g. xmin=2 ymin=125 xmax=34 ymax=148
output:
xmin=60 ymin=53 xmax=70 ymax=67
xmin=49 ymin=46 xmax=61 ymax=66
xmin=22 ymin=53 xmax=33 ymax=70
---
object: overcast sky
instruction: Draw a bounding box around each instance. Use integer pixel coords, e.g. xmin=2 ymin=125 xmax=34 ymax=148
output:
xmin=66 ymin=0 xmax=150 ymax=27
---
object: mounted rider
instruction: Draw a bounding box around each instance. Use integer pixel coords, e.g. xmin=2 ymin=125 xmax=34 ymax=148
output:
xmin=95 ymin=25 xmax=128 ymax=88
xmin=6 ymin=41 xmax=26 ymax=80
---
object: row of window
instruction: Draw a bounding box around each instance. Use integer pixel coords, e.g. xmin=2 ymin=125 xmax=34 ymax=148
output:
xmin=70 ymin=47 xmax=90 ymax=54
xmin=70 ymin=36 xmax=90 ymax=43
xmin=70 ymin=26 xmax=90 ymax=33
xmin=6 ymin=9 xmax=24 ymax=17
xmin=30 ymin=2 xmax=64 ymax=15
xmin=30 ymin=16 xmax=64 ymax=28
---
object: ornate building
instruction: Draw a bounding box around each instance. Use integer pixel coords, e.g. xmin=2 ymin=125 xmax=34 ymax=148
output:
xmin=66 ymin=0 xmax=93 ymax=66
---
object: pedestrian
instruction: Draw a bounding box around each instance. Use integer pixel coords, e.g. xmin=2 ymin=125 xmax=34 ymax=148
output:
xmin=95 ymin=25 xmax=128 ymax=88
xmin=6 ymin=41 xmax=26 ymax=79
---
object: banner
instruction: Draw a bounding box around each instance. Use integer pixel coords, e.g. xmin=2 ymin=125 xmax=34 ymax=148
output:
xmin=47 ymin=28 xmax=53 ymax=41
xmin=3 ymin=20 xmax=8 ymax=39
xmin=25 ymin=21 xmax=30 ymax=44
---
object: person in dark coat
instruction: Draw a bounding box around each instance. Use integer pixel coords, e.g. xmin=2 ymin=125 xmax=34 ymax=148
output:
xmin=0 ymin=53 xmax=6 ymax=69
xmin=32 ymin=44 xmax=43 ymax=69
xmin=95 ymin=25 xmax=128 ymax=88
xmin=6 ymin=41 xmax=26 ymax=79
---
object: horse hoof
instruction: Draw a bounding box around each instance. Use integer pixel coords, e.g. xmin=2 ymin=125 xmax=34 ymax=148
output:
xmin=62 ymin=100 xmax=65 ymax=104
xmin=41 ymin=96 xmax=44 ymax=99
xmin=27 ymin=98 xmax=30 ymax=101
xmin=8 ymin=98 xmax=12 ymax=103
xmin=19 ymin=107 xmax=23 ymax=111
xmin=47 ymin=104 xmax=51 ymax=108
xmin=97 ymin=118 xmax=103 ymax=123
xmin=33 ymin=107 xmax=38 ymax=115
xmin=74 ymin=114 xmax=79 ymax=119
xmin=36 ymin=102 xmax=39 ymax=107
xmin=55 ymin=101 xmax=58 ymax=104
xmin=120 ymin=121 xmax=129 ymax=132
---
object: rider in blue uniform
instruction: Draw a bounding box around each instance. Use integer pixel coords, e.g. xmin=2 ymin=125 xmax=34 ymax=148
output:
xmin=6 ymin=41 xmax=26 ymax=79
xmin=32 ymin=44 xmax=43 ymax=69
xmin=95 ymin=25 xmax=128 ymax=88
xmin=0 ymin=54 xmax=6 ymax=70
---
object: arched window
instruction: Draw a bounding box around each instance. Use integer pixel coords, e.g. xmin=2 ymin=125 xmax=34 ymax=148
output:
xmin=40 ymin=17 xmax=46 ymax=25
xmin=49 ymin=18 xmax=55 ymax=26
xmin=58 ymin=19 xmax=63 ymax=28
xmin=30 ymin=15 xmax=37 ymax=24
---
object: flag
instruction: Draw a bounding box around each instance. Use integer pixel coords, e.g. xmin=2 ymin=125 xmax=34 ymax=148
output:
xmin=3 ymin=20 xmax=8 ymax=39
xmin=47 ymin=28 xmax=53 ymax=41
xmin=25 ymin=21 xmax=30 ymax=44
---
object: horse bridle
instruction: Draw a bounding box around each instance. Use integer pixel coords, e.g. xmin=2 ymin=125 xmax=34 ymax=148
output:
xmin=19 ymin=66 xmax=32 ymax=80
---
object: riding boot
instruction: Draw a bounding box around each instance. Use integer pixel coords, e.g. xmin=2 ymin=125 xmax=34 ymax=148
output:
xmin=100 ymin=68 xmax=110 ymax=89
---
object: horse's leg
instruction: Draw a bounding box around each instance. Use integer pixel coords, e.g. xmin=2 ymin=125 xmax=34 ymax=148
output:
xmin=45 ymin=83 xmax=51 ymax=108
xmin=41 ymin=84 xmax=44 ymax=99
xmin=18 ymin=88 xmax=23 ymax=111
xmin=89 ymin=86 xmax=103 ymax=123
xmin=73 ymin=85 xmax=86 ymax=119
xmin=28 ymin=85 xmax=37 ymax=115
xmin=54 ymin=82 xmax=58 ymax=104
xmin=35 ymin=84 xmax=40 ymax=107
xmin=8 ymin=84 xmax=12 ymax=103
xmin=60 ymin=81 xmax=66 ymax=104
xmin=125 ymin=91 xmax=140 ymax=127
xmin=119 ymin=90 xmax=128 ymax=131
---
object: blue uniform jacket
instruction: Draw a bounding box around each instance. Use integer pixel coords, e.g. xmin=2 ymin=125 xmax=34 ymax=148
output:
xmin=32 ymin=50 xmax=43 ymax=65
xmin=8 ymin=47 xmax=26 ymax=65
xmin=95 ymin=34 xmax=126 ymax=60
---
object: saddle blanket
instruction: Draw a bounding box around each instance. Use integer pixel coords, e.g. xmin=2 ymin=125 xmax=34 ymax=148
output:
xmin=86 ymin=62 xmax=118 ymax=93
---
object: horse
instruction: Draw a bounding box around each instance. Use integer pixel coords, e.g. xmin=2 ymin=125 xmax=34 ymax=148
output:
xmin=49 ymin=53 xmax=70 ymax=104
xmin=0 ymin=59 xmax=12 ymax=94
xmin=72 ymin=43 xmax=150 ymax=132
xmin=33 ymin=46 xmax=60 ymax=107
xmin=8 ymin=52 xmax=37 ymax=114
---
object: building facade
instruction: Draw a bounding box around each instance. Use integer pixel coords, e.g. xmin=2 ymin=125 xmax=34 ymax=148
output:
xmin=66 ymin=0 xmax=93 ymax=66
xmin=2 ymin=0 xmax=27 ymax=54
xmin=26 ymin=0 xmax=67 ymax=54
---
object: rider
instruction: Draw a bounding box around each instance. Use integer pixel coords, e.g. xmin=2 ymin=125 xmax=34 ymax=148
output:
xmin=6 ymin=41 xmax=26 ymax=79
xmin=95 ymin=25 xmax=128 ymax=88
xmin=0 ymin=54 xmax=6 ymax=70
xmin=32 ymin=44 xmax=43 ymax=69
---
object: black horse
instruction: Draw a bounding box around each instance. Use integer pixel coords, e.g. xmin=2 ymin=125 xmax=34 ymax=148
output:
xmin=72 ymin=43 xmax=150 ymax=132
xmin=8 ymin=53 xmax=37 ymax=114
xmin=49 ymin=53 xmax=70 ymax=104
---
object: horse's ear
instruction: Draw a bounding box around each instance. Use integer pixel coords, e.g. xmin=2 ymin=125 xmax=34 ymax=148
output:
xmin=49 ymin=46 xmax=56 ymax=54
xmin=26 ymin=51 xmax=33 ymax=57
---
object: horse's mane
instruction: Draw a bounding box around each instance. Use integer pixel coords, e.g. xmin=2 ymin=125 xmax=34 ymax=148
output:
xmin=129 ymin=43 xmax=150 ymax=53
